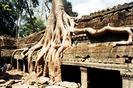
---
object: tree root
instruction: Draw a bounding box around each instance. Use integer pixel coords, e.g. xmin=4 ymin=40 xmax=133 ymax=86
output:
xmin=72 ymin=26 xmax=133 ymax=46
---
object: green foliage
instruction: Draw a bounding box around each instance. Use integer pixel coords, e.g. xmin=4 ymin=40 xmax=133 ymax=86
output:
xmin=20 ymin=17 xmax=46 ymax=37
xmin=0 ymin=0 xmax=40 ymax=37
xmin=64 ymin=0 xmax=78 ymax=17
xmin=0 ymin=0 xmax=77 ymax=37
xmin=0 ymin=1 xmax=17 ymax=36
xmin=35 ymin=17 xmax=46 ymax=31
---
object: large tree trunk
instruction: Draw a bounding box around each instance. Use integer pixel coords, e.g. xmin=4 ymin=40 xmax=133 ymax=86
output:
xmin=25 ymin=0 xmax=72 ymax=82
xmin=20 ymin=0 xmax=133 ymax=83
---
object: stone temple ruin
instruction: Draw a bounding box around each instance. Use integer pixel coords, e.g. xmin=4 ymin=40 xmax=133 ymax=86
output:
xmin=0 ymin=2 xmax=133 ymax=88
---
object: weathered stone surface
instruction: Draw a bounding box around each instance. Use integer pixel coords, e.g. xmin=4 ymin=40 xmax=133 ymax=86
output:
xmin=76 ymin=2 xmax=133 ymax=29
xmin=0 ymin=36 xmax=16 ymax=49
xmin=5 ymin=80 xmax=15 ymax=88
xmin=12 ymin=84 xmax=38 ymax=88
xmin=37 ymin=76 xmax=50 ymax=84
xmin=25 ymin=72 xmax=37 ymax=85
xmin=63 ymin=43 xmax=133 ymax=64
xmin=45 ymin=85 xmax=65 ymax=88
xmin=0 ymin=49 xmax=14 ymax=58
xmin=56 ymin=81 xmax=80 ymax=88
xmin=17 ymin=30 xmax=45 ymax=48
xmin=0 ymin=79 xmax=6 ymax=84
xmin=13 ymin=42 xmax=133 ymax=74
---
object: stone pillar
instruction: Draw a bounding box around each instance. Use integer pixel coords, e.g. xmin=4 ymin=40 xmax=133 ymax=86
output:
xmin=80 ymin=67 xmax=88 ymax=88
xmin=17 ymin=59 xmax=20 ymax=71
xmin=122 ymin=76 xmax=129 ymax=88
xmin=122 ymin=76 xmax=133 ymax=88
xmin=129 ymin=78 xmax=133 ymax=88
xmin=23 ymin=60 xmax=25 ymax=72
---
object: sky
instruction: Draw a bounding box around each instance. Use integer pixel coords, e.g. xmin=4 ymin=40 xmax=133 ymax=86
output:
xmin=67 ymin=0 xmax=133 ymax=17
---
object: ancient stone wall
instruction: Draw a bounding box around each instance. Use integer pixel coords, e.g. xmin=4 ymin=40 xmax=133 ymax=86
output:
xmin=17 ymin=30 xmax=45 ymax=48
xmin=0 ymin=37 xmax=16 ymax=49
xmin=76 ymin=2 xmax=133 ymax=29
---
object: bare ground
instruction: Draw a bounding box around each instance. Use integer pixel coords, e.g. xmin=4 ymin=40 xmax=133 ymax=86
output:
xmin=0 ymin=70 xmax=80 ymax=88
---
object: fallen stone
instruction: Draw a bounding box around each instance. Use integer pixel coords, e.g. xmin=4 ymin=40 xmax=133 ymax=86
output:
xmin=0 ymin=79 xmax=6 ymax=84
xmin=29 ymin=81 xmax=36 ymax=85
xmin=56 ymin=81 xmax=80 ymax=88
xmin=6 ymin=85 xmax=12 ymax=88
xmin=131 ymin=59 xmax=133 ymax=64
xmin=12 ymin=84 xmax=29 ymax=88
xmin=5 ymin=80 xmax=17 ymax=88
xmin=5 ymin=80 xmax=15 ymax=86
xmin=0 ymin=64 xmax=12 ymax=73
xmin=25 ymin=72 xmax=37 ymax=85
xmin=0 ymin=84 xmax=6 ymax=88
xmin=45 ymin=85 xmax=65 ymax=88
xmin=14 ymin=80 xmax=22 ymax=83
xmin=37 ymin=76 xmax=49 ymax=84
xmin=39 ymin=85 xmax=47 ymax=88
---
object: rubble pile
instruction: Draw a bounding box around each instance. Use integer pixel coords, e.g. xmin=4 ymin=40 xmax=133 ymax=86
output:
xmin=0 ymin=70 xmax=80 ymax=88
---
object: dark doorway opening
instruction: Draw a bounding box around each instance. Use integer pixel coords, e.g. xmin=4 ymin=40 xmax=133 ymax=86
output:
xmin=88 ymin=68 xmax=122 ymax=88
xmin=0 ymin=57 xmax=11 ymax=67
xmin=61 ymin=65 xmax=81 ymax=83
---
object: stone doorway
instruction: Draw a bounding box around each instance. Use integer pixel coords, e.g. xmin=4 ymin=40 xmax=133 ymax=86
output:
xmin=88 ymin=68 xmax=122 ymax=88
xmin=61 ymin=65 xmax=81 ymax=83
